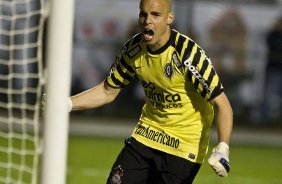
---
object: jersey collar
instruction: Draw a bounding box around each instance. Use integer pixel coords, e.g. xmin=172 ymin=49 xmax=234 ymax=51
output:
xmin=146 ymin=29 xmax=177 ymax=55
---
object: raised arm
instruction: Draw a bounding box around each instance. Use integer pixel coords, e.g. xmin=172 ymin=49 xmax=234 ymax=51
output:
xmin=70 ymin=80 xmax=121 ymax=111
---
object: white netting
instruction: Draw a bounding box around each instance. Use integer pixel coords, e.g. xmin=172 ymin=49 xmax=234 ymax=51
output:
xmin=0 ymin=0 xmax=47 ymax=183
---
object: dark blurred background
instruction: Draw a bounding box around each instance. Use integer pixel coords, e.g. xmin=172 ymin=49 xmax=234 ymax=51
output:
xmin=70 ymin=0 xmax=282 ymax=127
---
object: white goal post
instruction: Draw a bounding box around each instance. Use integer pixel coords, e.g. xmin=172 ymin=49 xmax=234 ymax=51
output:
xmin=41 ymin=0 xmax=74 ymax=184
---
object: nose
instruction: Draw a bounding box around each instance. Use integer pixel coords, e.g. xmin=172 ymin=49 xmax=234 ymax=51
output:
xmin=145 ymin=15 xmax=152 ymax=24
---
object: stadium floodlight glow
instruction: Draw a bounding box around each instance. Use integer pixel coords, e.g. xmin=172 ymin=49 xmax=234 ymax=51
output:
xmin=41 ymin=0 xmax=74 ymax=184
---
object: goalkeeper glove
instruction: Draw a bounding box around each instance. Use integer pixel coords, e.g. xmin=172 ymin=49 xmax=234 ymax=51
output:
xmin=208 ymin=142 xmax=230 ymax=177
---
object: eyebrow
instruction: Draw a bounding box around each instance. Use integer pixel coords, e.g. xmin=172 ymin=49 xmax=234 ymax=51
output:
xmin=139 ymin=10 xmax=161 ymax=15
xmin=152 ymin=11 xmax=161 ymax=15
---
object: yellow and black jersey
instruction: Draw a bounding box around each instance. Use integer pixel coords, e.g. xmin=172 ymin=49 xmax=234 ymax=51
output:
xmin=106 ymin=29 xmax=224 ymax=163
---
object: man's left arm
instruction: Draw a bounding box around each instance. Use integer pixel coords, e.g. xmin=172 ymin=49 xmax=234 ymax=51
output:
xmin=208 ymin=92 xmax=233 ymax=177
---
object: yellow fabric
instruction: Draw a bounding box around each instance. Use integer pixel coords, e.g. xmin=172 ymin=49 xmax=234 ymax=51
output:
xmin=106 ymin=29 xmax=223 ymax=163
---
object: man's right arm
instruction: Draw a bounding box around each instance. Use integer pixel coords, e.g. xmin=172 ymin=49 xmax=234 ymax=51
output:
xmin=70 ymin=80 xmax=121 ymax=111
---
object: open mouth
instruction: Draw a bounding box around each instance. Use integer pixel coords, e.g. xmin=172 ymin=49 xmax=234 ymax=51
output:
xmin=143 ymin=28 xmax=154 ymax=41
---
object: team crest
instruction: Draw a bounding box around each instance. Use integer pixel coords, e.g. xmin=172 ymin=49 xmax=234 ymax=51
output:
xmin=164 ymin=63 xmax=174 ymax=79
xmin=109 ymin=165 xmax=124 ymax=184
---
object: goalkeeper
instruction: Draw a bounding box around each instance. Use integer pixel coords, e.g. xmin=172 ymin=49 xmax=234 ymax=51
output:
xmin=66 ymin=0 xmax=233 ymax=183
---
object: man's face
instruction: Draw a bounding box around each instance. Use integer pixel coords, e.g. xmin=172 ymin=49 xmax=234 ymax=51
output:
xmin=138 ymin=0 xmax=174 ymax=51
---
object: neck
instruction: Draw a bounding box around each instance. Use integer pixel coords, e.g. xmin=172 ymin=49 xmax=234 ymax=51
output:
xmin=149 ymin=28 xmax=171 ymax=52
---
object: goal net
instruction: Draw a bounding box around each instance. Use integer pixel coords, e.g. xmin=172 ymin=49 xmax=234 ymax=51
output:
xmin=0 ymin=0 xmax=47 ymax=183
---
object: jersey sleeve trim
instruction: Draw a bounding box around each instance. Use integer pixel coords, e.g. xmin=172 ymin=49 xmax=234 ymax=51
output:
xmin=105 ymin=77 xmax=125 ymax=89
xmin=208 ymin=85 xmax=224 ymax=100
xmin=109 ymin=73 xmax=126 ymax=88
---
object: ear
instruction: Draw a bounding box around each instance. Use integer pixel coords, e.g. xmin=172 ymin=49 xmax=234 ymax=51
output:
xmin=167 ymin=12 xmax=174 ymax=25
